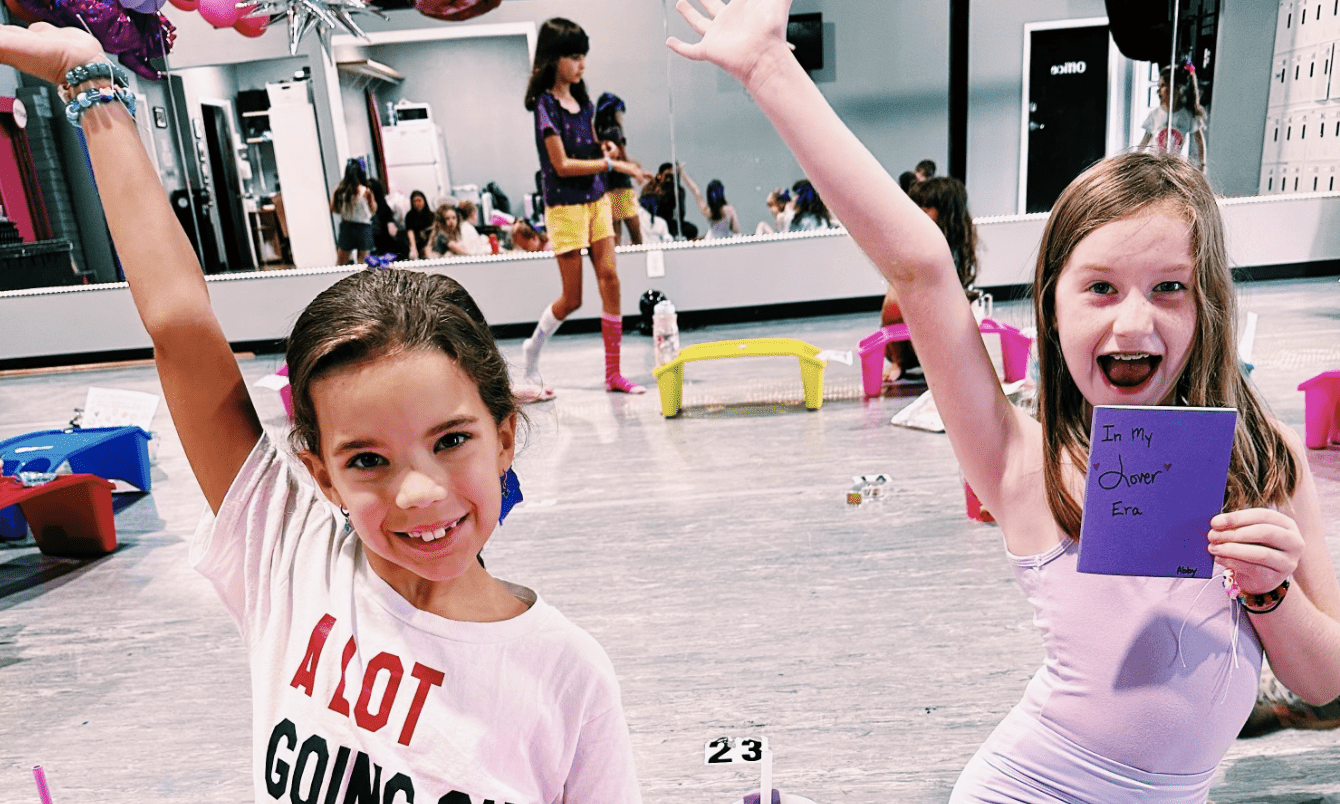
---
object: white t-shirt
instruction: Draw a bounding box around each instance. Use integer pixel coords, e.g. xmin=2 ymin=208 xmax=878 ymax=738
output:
xmin=1142 ymin=106 xmax=1203 ymax=156
xmin=459 ymin=221 xmax=492 ymax=255
xmin=191 ymin=436 xmax=640 ymax=804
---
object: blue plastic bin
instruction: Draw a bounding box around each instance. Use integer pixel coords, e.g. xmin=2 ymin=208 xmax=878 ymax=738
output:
xmin=0 ymin=426 xmax=152 ymax=492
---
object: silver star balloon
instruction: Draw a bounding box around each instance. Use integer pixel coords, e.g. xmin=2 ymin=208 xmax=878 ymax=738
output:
xmin=242 ymin=0 xmax=385 ymax=56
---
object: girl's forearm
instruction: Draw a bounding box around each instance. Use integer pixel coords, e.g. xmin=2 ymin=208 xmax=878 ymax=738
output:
xmin=1253 ymin=590 xmax=1340 ymax=704
xmin=741 ymin=48 xmax=950 ymax=283
xmin=552 ymin=156 xmax=609 ymax=178
xmin=78 ymin=99 xmax=214 ymax=336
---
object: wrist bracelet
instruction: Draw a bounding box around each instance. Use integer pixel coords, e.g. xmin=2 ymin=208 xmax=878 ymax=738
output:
xmin=64 ymin=61 xmax=130 ymax=90
xmin=605 ymin=156 xmax=613 ymax=172
xmin=1238 ymin=578 xmax=1290 ymax=614
xmin=65 ymin=85 xmax=137 ymax=129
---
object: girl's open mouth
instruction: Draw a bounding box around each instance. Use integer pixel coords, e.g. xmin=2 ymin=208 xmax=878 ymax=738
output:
xmin=1097 ymin=353 xmax=1162 ymax=388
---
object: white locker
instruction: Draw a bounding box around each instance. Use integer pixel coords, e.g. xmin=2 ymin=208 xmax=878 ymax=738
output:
xmin=1281 ymin=113 xmax=1306 ymax=164
xmin=1261 ymin=162 xmax=1282 ymax=195
xmin=1298 ymin=0 xmax=1323 ymax=45
xmin=1277 ymin=1 xmax=1298 ymax=55
xmin=1321 ymin=0 xmax=1340 ymax=42
xmin=1314 ymin=109 xmax=1338 ymax=162
xmin=1270 ymin=53 xmax=1290 ymax=108
xmin=1328 ymin=42 xmax=1340 ymax=99
xmin=1306 ymin=44 xmax=1334 ymax=100
xmin=1298 ymin=109 xmax=1320 ymax=165
xmin=1286 ymin=51 xmax=1308 ymax=106
xmin=1264 ymin=115 xmax=1286 ymax=166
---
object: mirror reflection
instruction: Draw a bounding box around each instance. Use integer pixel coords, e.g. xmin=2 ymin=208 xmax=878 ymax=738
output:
xmin=0 ymin=2 xmax=1309 ymax=291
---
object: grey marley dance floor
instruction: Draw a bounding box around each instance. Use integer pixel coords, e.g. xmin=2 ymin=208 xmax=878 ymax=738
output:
xmin=0 ymin=277 xmax=1337 ymax=804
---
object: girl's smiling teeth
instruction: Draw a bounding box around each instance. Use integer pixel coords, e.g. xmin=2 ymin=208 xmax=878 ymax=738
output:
xmin=398 ymin=515 xmax=465 ymax=542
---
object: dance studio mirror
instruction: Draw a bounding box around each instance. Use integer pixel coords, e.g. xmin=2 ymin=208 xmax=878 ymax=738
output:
xmin=661 ymin=1 xmax=1248 ymax=231
xmin=11 ymin=1 xmax=1285 ymax=290
xmin=141 ymin=1 xmax=679 ymax=279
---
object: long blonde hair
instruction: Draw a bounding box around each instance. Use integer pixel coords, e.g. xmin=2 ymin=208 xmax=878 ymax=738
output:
xmin=1033 ymin=151 xmax=1297 ymax=539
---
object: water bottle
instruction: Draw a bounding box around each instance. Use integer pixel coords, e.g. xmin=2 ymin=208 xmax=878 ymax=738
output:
xmin=652 ymin=300 xmax=679 ymax=366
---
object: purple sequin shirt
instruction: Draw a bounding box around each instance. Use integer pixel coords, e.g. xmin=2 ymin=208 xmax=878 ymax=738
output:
xmin=534 ymin=92 xmax=606 ymax=208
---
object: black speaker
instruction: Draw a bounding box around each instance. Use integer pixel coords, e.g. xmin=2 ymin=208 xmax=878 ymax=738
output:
xmin=1106 ymin=0 xmax=1176 ymax=64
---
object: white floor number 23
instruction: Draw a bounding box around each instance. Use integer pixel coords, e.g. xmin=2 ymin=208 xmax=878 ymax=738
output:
xmin=704 ymin=736 xmax=769 ymax=764
xmin=706 ymin=736 xmax=774 ymax=804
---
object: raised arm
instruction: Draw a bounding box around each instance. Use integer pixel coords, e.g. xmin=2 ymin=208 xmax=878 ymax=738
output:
xmin=667 ymin=0 xmax=1029 ymax=503
xmin=678 ymin=166 xmax=711 ymax=218
xmin=0 ymin=24 xmax=262 ymax=512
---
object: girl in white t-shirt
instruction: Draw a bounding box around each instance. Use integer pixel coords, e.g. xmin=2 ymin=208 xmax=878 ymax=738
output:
xmin=1139 ymin=63 xmax=1208 ymax=171
xmin=0 ymin=22 xmax=640 ymax=804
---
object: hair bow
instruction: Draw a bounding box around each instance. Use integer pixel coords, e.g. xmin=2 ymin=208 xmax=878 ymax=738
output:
xmin=364 ymin=253 xmax=398 ymax=270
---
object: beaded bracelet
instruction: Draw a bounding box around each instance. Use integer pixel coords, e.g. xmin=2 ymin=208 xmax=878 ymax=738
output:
xmin=1238 ymin=578 xmax=1290 ymax=614
xmin=64 ymin=61 xmax=130 ymax=90
xmin=64 ymin=85 xmax=137 ymax=128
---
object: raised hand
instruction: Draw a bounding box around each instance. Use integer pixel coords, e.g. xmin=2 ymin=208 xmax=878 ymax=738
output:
xmin=667 ymin=0 xmax=793 ymax=87
xmin=0 ymin=23 xmax=107 ymax=88
xmin=1209 ymin=508 xmax=1305 ymax=596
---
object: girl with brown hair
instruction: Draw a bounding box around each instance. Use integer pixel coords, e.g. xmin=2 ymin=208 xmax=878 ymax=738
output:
xmin=670 ymin=1 xmax=1340 ymax=800
xmin=519 ymin=17 xmax=650 ymax=398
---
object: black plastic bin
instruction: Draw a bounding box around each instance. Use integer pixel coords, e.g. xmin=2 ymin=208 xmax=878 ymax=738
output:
xmin=0 ymin=239 xmax=77 ymax=291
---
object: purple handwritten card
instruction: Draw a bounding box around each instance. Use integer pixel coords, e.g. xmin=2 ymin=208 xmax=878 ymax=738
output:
xmin=1077 ymin=406 xmax=1237 ymax=579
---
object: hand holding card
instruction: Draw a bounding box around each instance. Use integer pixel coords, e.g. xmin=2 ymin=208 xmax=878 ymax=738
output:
xmin=1209 ymin=507 xmax=1304 ymax=595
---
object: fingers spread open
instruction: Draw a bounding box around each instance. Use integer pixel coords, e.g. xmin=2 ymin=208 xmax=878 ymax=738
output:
xmin=676 ymin=0 xmax=714 ymax=35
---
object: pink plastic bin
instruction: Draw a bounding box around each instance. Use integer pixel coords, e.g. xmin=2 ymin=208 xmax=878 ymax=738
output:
xmin=276 ymin=363 xmax=294 ymax=420
xmin=857 ymin=318 xmax=1033 ymax=397
xmin=964 ymin=480 xmax=994 ymax=523
xmin=1299 ymin=370 xmax=1340 ymax=449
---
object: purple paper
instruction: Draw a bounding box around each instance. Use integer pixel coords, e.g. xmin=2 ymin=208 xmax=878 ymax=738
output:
xmin=1077 ymin=406 xmax=1237 ymax=579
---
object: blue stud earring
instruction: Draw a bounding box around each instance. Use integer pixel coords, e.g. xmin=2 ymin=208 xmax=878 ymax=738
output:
xmin=499 ymin=467 xmax=523 ymax=523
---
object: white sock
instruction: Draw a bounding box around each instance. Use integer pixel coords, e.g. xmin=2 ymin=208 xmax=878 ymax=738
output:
xmin=522 ymin=305 xmax=563 ymax=378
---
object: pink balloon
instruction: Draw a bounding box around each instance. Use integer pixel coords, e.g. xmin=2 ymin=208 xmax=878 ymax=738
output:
xmin=233 ymin=10 xmax=267 ymax=36
xmin=197 ymin=0 xmax=243 ymax=28
xmin=166 ymin=0 xmax=198 ymax=11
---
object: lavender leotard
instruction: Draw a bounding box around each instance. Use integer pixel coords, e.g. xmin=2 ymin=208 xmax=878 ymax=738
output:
xmin=950 ymin=538 xmax=1262 ymax=803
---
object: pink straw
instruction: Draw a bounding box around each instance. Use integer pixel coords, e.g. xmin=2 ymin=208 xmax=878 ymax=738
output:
xmin=32 ymin=765 xmax=53 ymax=804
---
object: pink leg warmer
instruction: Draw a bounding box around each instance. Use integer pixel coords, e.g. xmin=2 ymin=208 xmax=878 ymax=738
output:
xmin=602 ymin=313 xmax=644 ymax=394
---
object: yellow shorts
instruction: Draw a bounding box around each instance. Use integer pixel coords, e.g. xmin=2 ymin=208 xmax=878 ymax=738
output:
xmin=607 ymin=187 xmax=639 ymax=221
xmin=545 ymin=195 xmax=615 ymax=255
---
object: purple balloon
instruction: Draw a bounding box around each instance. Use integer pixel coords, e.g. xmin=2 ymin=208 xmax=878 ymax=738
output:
xmin=119 ymin=0 xmax=167 ymax=13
